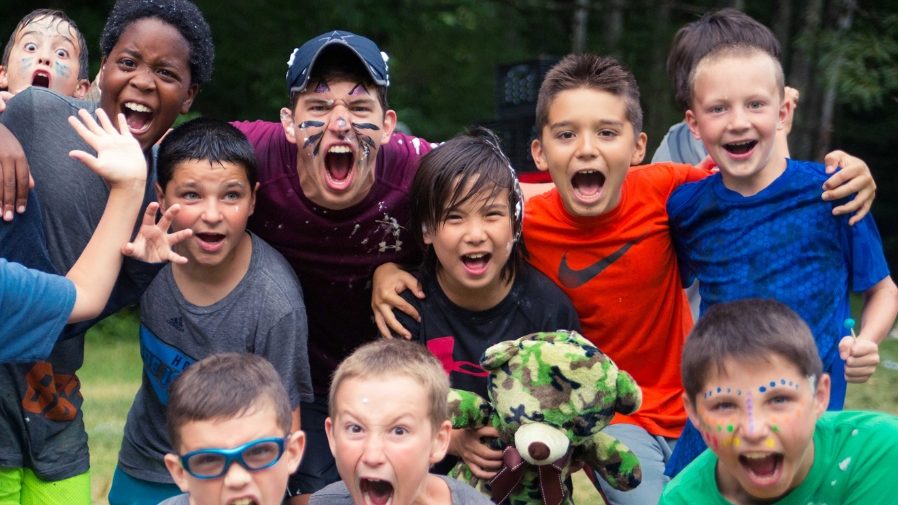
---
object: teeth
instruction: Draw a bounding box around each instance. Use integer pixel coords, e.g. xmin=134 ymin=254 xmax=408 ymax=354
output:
xmin=580 ymin=170 xmax=598 ymax=174
xmin=465 ymin=254 xmax=486 ymax=259
xmin=231 ymin=499 xmax=253 ymax=505
xmin=328 ymin=145 xmax=351 ymax=154
xmin=124 ymin=102 xmax=151 ymax=113
xmin=743 ymin=452 xmax=771 ymax=459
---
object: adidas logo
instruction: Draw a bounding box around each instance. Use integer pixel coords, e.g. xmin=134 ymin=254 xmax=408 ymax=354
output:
xmin=167 ymin=317 xmax=184 ymax=332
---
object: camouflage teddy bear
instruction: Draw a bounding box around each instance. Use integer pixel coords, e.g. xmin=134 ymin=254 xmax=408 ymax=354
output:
xmin=448 ymin=330 xmax=642 ymax=505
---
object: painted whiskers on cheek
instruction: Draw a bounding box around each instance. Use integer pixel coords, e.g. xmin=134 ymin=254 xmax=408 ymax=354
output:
xmin=299 ymin=120 xmax=326 ymax=154
xmin=54 ymin=61 xmax=70 ymax=77
xmin=351 ymin=122 xmax=378 ymax=161
xmin=19 ymin=57 xmax=34 ymax=70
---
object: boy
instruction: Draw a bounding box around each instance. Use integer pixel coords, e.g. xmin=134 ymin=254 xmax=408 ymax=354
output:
xmin=665 ymin=41 xmax=898 ymax=473
xmin=661 ymin=299 xmax=898 ymax=504
xmin=230 ymin=30 xmax=436 ymax=499
xmin=393 ymin=127 xmax=580 ymax=478
xmin=162 ymin=352 xmax=306 ymax=505
xmin=0 ymin=9 xmax=90 ymax=99
xmin=109 ymin=119 xmax=313 ymax=504
xmin=0 ymin=0 xmax=214 ymax=501
xmin=311 ymin=339 xmax=492 ymax=505
xmin=2 ymin=109 xmax=188 ymax=362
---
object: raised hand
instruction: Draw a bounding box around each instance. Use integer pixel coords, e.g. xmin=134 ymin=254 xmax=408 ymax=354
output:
xmin=68 ymin=108 xmax=146 ymax=187
xmin=123 ymin=202 xmax=192 ymax=264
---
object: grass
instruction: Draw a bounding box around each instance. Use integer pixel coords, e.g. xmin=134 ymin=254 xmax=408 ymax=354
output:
xmin=80 ymin=308 xmax=898 ymax=504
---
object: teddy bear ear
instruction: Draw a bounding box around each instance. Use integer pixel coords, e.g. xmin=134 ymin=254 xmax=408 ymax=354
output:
xmin=614 ymin=369 xmax=643 ymax=415
xmin=448 ymin=388 xmax=492 ymax=428
xmin=481 ymin=337 xmax=523 ymax=370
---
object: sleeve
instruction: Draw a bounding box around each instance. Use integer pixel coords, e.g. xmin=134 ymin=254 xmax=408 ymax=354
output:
xmin=0 ymin=259 xmax=75 ymax=362
xmin=231 ymin=120 xmax=296 ymax=181
xmin=666 ymin=187 xmax=698 ymax=288
xmin=848 ymin=215 xmax=891 ymax=293
xmin=651 ymin=122 xmax=707 ymax=166
xmin=259 ymin=308 xmax=313 ymax=406
xmin=392 ymin=289 xmax=422 ymax=341
xmin=0 ymin=89 xmax=36 ymax=154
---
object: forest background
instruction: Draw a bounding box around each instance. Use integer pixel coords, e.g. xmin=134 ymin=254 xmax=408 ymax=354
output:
xmin=3 ymin=0 xmax=897 ymax=274
xmin=4 ymin=1 xmax=898 ymax=502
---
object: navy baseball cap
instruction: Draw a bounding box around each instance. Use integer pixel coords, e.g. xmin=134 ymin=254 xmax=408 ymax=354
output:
xmin=285 ymin=30 xmax=390 ymax=92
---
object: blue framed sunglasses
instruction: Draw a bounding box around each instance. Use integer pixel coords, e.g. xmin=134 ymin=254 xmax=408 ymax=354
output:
xmin=180 ymin=436 xmax=288 ymax=479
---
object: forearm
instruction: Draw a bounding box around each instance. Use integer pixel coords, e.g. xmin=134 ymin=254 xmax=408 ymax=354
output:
xmin=66 ymin=181 xmax=145 ymax=322
xmin=858 ymin=276 xmax=898 ymax=345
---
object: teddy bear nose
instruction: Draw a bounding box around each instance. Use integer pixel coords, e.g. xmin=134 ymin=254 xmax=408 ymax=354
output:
xmin=528 ymin=441 xmax=551 ymax=461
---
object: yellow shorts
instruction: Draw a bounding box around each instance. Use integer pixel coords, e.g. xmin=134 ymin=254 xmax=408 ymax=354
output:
xmin=0 ymin=467 xmax=90 ymax=505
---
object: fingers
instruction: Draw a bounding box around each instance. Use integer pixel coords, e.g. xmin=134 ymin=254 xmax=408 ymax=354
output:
xmin=156 ymin=203 xmax=180 ymax=230
xmin=375 ymin=304 xmax=412 ymax=339
xmin=14 ymin=156 xmax=28 ymax=216
xmin=2 ymin=160 xmax=14 ymax=221
xmin=476 ymin=426 xmax=501 ymax=438
xmin=375 ymin=313 xmax=394 ymax=339
xmin=166 ymin=227 xmax=192 ymax=247
xmin=841 ymin=337 xmax=880 ymax=383
xmin=822 ymin=150 xmax=847 ymax=175
xmin=467 ymin=461 xmax=499 ymax=480
xmin=838 ymin=336 xmax=855 ymax=360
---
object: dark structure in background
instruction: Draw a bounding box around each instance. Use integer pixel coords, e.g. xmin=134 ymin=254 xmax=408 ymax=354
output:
xmin=480 ymin=57 xmax=558 ymax=180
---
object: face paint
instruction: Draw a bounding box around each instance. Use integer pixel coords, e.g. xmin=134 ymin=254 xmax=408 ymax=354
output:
xmin=19 ymin=57 xmax=34 ymax=70
xmin=299 ymin=121 xmax=325 ymax=129
xmin=747 ymin=393 xmax=755 ymax=434
xmin=335 ymin=116 xmax=348 ymax=129
xmin=348 ymin=83 xmax=369 ymax=96
xmin=313 ymin=80 xmax=330 ymax=93
xmin=54 ymin=61 xmax=70 ymax=77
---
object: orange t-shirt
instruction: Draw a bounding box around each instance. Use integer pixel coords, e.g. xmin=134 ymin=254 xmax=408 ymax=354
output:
xmin=524 ymin=162 xmax=708 ymax=438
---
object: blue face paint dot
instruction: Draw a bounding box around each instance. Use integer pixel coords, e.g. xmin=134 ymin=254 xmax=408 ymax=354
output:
xmin=781 ymin=379 xmax=786 ymax=385
xmin=759 ymin=386 xmax=767 ymax=393
xmin=717 ymin=387 xmax=722 ymax=393
xmin=770 ymin=381 xmax=776 ymax=387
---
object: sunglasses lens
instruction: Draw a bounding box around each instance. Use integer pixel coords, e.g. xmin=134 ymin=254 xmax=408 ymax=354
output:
xmin=186 ymin=452 xmax=227 ymax=478
xmin=242 ymin=440 xmax=283 ymax=469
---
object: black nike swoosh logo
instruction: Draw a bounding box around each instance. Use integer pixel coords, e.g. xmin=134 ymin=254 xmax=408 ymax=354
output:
xmin=557 ymin=235 xmax=645 ymax=288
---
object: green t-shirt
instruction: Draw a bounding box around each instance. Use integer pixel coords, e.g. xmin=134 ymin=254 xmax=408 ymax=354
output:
xmin=660 ymin=411 xmax=898 ymax=504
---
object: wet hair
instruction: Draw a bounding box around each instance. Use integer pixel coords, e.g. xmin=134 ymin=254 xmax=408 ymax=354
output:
xmin=156 ymin=117 xmax=258 ymax=190
xmin=99 ymin=0 xmax=214 ymax=86
xmin=289 ymin=45 xmax=388 ymax=112
xmin=411 ymin=126 xmax=524 ymax=283
xmin=535 ymin=53 xmax=643 ymax=136
xmin=166 ymin=353 xmax=292 ymax=451
xmin=688 ymin=44 xmax=784 ymax=108
xmin=329 ymin=339 xmax=449 ymax=430
xmin=668 ymin=8 xmax=781 ymax=111
xmin=2 ymin=9 xmax=89 ymax=81
xmin=681 ymin=299 xmax=823 ymax=403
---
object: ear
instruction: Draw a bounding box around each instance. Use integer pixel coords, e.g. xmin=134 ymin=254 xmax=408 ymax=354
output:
xmin=812 ymin=373 xmax=831 ymax=419
xmin=324 ymin=416 xmax=337 ymax=457
xmin=178 ymin=84 xmax=199 ymax=115
xmin=682 ymin=392 xmax=703 ymax=431
xmin=630 ymin=131 xmax=647 ymax=165
xmin=0 ymin=65 xmax=8 ymax=89
xmin=777 ymin=94 xmax=793 ymax=131
xmin=283 ymin=430 xmax=306 ymax=473
xmin=429 ymin=420 xmax=452 ymax=464
xmin=685 ymin=110 xmax=701 ymax=140
xmin=380 ymin=109 xmax=397 ymax=143
xmin=422 ymin=223 xmax=434 ymax=245
xmin=155 ymin=182 xmax=166 ymax=208
xmin=531 ymin=138 xmax=548 ymax=172
xmin=247 ymin=181 xmax=259 ymax=217
xmin=73 ymin=79 xmax=90 ymax=99
xmin=163 ymin=453 xmax=191 ymax=493
xmin=280 ymin=107 xmax=298 ymax=145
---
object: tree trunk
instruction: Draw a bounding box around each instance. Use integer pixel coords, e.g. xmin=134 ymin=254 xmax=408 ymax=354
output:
xmin=787 ymin=0 xmax=824 ymax=160
xmin=572 ymin=0 xmax=590 ymax=53
xmin=815 ymin=0 xmax=857 ymax=160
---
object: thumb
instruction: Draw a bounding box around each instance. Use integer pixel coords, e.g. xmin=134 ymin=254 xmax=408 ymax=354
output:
xmin=838 ymin=336 xmax=855 ymax=360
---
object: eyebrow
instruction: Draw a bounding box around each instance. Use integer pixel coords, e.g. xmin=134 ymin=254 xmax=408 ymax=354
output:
xmin=549 ymin=119 xmax=624 ymax=129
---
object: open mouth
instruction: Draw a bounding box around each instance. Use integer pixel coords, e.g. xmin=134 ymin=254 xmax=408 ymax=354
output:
xmin=229 ymin=498 xmax=258 ymax=505
xmin=571 ymin=170 xmax=606 ymax=200
xmin=461 ymin=253 xmax=491 ymax=275
xmin=121 ymin=102 xmax=154 ymax=135
xmin=195 ymin=232 xmax=225 ymax=252
xmin=724 ymin=140 xmax=758 ymax=156
xmin=739 ymin=452 xmax=783 ymax=484
xmin=360 ymin=478 xmax=394 ymax=505
xmin=31 ymin=71 xmax=50 ymax=88
xmin=324 ymin=145 xmax=355 ymax=190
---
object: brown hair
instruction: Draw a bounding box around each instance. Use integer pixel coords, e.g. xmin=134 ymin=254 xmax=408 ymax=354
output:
xmin=668 ymin=8 xmax=781 ymax=111
xmin=681 ymin=299 xmax=823 ymax=403
xmin=329 ymin=339 xmax=449 ymax=429
xmin=166 ymin=353 xmax=292 ymax=451
xmin=2 ymin=9 xmax=89 ymax=81
xmin=535 ymin=53 xmax=643 ymax=136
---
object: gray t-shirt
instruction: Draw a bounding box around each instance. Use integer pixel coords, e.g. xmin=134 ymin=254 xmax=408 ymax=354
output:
xmin=310 ymin=475 xmax=494 ymax=504
xmin=0 ymin=87 xmax=159 ymax=480
xmin=158 ymin=493 xmax=189 ymax=505
xmin=118 ymin=233 xmax=313 ymax=483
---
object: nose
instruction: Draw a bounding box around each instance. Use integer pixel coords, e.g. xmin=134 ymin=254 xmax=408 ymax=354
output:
xmin=728 ymin=107 xmax=750 ymax=131
xmin=129 ymin=66 xmax=156 ymax=92
xmin=222 ymin=460 xmax=252 ymax=489
xmin=360 ymin=434 xmax=386 ymax=467
xmin=327 ymin=104 xmax=351 ymax=135
xmin=735 ymin=397 xmax=771 ymax=443
xmin=575 ymin=132 xmax=598 ymax=159
xmin=464 ymin=218 xmax=486 ymax=244
xmin=201 ymin=198 xmax=222 ymax=223
xmin=37 ymin=46 xmax=53 ymax=65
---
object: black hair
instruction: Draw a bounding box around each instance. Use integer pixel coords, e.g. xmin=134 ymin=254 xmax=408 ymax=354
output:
xmin=157 ymin=117 xmax=257 ymax=190
xmin=2 ymin=9 xmax=89 ymax=81
xmin=681 ymin=299 xmax=823 ymax=403
xmin=411 ymin=126 xmax=524 ymax=283
xmin=99 ymin=0 xmax=214 ymax=86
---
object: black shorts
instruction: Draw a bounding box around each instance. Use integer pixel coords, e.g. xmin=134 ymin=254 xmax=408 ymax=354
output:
xmin=287 ymin=395 xmax=340 ymax=496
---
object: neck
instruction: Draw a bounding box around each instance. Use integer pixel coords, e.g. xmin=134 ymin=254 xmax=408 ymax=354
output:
xmin=436 ymin=269 xmax=515 ymax=312
xmin=172 ymin=232 xmax=253 ymax=306
xmin=722 ymin=156 xmax=788 ymax=197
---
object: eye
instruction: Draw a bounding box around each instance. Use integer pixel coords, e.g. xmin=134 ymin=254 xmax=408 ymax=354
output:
xmin=351 ymin=105 xmax=372 ymax=114
xmin=55 ymin=48 xmax=69 ymax=59
xmin=555 ymin=131 xmax=575 ymax=141
xmin=748 ymin=101 xmax=764 ymax=110
xmin=180 ymin=191 xmax=200 ymax=201
xmin=485 ymin=209 xmax=507 ymax=220
xmin=709 ymin=400 xmax=738 ymax=412
xmin=598 ymin=129 xmax=618 ymax=138
xmin=347 ymin=423 xmax=363 ymax=434
xmin=156 ymin=68 xmax=178 ymax=81
xmin=391 ymin=426 xmax=408 ymax=436
xmin=709 ymin=105 xmax=726 ymax=114
xmin=223 ymin=191 xmax=242 ymax=201
xmin=444 ymin=212 xmax=463 ymax=224
xmin=118 ymin=58 xmax=137 ymax=70
xmin=24 ymin=42 xmax=38 ymax=52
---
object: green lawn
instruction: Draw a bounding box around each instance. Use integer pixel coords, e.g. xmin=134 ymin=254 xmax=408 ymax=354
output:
xmin=80 ymin=308 xmax=898 ymax=504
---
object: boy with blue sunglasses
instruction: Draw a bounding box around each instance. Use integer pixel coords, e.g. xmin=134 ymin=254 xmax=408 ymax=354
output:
xmin=161 ymin=353 xmax=305 ymax=505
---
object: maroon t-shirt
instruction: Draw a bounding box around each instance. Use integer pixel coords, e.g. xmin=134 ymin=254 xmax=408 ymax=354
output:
xmin=233 ymin=121 xmax=432 ymax=394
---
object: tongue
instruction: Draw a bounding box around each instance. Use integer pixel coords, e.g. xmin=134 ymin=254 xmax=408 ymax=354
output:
xmin=572 ymin=172 xmax=604 ymax=196
xmin=744 ymin=455 xmax=777 ymax=476
xmin=326 ymin=152 xmax=353 ymax=181
xmin=125 ymin=111 xmax=152 ymax=131
xmin=462 ymin=256 xmax=488 ymax=269
xmin=364 ymin=480 xmax=393 ymax=505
